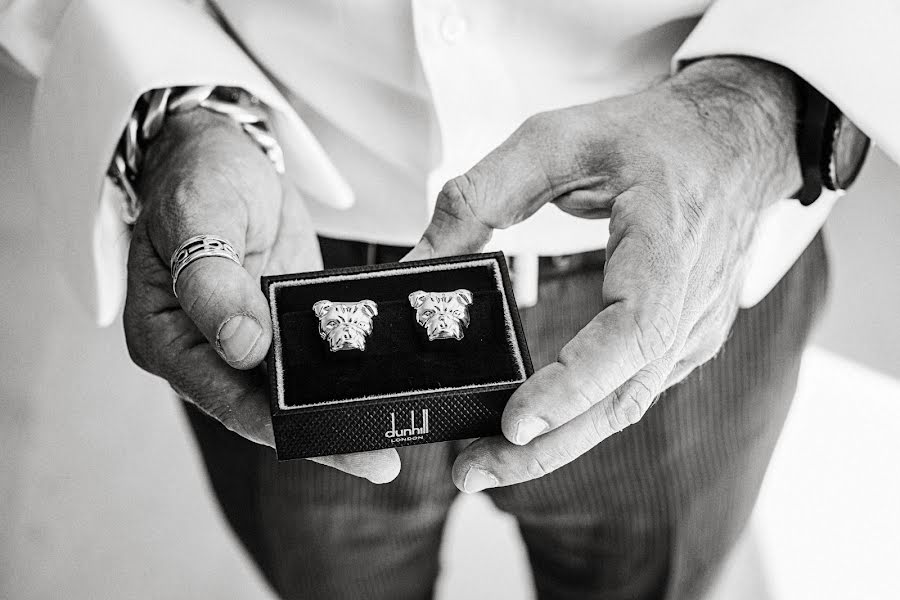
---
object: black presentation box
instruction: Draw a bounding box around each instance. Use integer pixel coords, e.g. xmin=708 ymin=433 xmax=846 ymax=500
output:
xmin=262 ymin=252 xmax=533 ymax=460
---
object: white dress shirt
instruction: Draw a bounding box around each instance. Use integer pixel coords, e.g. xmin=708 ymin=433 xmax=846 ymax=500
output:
xmin=2 ymin=0 xmax=898 ymax=325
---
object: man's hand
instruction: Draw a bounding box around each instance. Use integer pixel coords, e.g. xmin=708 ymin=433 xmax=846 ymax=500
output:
xmin=404 ymin=58 xmax=801 ymax=492
xmin=123 ymin=109 xmax=400 ymax=483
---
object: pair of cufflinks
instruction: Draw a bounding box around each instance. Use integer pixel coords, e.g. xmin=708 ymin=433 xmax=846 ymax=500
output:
xmin=312 ymin=289 xmax=474 ymax=352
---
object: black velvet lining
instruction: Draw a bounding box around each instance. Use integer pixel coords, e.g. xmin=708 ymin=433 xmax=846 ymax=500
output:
xmin=272 ymin=261 xmax=523 ymax=407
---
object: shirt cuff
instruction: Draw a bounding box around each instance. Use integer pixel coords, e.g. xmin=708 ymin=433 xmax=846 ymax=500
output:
xmin=673 ymin=0 xmax=900 ymax=165
xmin=672 ymin=0 xmax=899 ymax=307
xmin=30 ymin=0 xmax=353 ymax=326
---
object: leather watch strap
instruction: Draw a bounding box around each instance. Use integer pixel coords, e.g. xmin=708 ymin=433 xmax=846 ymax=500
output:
xmin=794 ymin=82 xmax=834 ymax=206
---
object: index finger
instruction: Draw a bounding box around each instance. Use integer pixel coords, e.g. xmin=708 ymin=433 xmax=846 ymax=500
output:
xmin=403 ymin=110 xmax=589 ymax=261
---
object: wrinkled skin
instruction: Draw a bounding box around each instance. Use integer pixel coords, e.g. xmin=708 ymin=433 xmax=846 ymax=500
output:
xmin=123 ymin=109 xmax=400 ymax=484
xmin=403 ymin=57 xmax=802 ymax=493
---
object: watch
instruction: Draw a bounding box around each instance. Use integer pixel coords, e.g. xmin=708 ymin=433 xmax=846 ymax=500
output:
xmin=107 ymin=86 xmax=284 ymax=226
xmin=794 ymin=81 xmax=871 ymax=205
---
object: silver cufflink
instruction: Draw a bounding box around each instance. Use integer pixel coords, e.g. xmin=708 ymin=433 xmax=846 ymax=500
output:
xmin=312 ymin=299 xmax=378 ymax=352
xmin=408 ymin=289 xmax=473 ymax=341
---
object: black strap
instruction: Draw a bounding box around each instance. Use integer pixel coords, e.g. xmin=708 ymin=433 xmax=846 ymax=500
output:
xmin=793 ymin=83 xmax=834 ymax=206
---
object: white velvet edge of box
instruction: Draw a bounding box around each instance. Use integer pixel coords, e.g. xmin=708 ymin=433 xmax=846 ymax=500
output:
xmin=269 ymin=258 xmax=527 ymax=410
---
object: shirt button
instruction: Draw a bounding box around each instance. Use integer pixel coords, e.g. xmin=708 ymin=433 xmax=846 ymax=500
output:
xmin=440 ymin=15 xmax=468 ymax=43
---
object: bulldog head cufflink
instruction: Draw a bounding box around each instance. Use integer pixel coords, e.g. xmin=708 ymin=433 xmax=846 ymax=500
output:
xmin=312 ymin=300 xmax=378 ymax=352
xmin=408 ymin=289 xmax=473 ymax=341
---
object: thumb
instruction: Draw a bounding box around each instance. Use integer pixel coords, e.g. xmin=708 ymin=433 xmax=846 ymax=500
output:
xmin=404 ymin=113 xmax=572 ymax=261
xmin=147 ymin=180 xmax=273 ymax=371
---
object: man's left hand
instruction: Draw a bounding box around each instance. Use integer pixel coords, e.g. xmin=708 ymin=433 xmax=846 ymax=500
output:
xmin=404 ymin=57 xmax=802 ymax=493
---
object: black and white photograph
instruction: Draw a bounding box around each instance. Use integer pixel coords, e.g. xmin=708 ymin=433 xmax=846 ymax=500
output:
xmin=1 ymin=1 xmax=898 ymax=598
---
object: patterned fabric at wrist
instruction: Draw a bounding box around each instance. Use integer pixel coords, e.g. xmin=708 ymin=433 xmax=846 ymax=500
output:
xmin=107 ymin=86 xmax=285 ymax=226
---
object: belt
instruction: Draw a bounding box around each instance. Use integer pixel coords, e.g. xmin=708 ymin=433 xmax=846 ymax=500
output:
xmin=317 ymin=237 xmax=606 ymax=308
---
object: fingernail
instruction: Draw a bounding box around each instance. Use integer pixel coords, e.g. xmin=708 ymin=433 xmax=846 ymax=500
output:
xmin=217 ymin=314 xmax=263 ymax=363
xmin=514 ymin=416 xmax=549 ymax=445
xmin=462 ymin=467 xmax=498 ymax=493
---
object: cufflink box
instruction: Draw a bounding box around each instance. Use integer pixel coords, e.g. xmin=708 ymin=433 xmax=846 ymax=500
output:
xmin=262 ymin=252 xmax=533 ymax=460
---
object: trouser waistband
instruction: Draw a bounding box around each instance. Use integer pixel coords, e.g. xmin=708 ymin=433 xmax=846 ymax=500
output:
xmin=317 ymin=237 xmax=606 ymax=307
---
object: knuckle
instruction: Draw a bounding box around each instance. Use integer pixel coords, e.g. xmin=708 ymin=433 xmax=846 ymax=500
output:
xmin=147 ymin=171 xmax=247 ymax=248
xmin=520 ymin=110 xmax=555 ymax=136
xmin=170 ymin=173 xmax=207 ymax=208
xmin=599 ymin=370 xmax=659 ymax=434
xmin=524 ymin=451 xmax=564 ymax=480
xmin=178 ymin=260 xmax=234 ymax=316
xmin=631 ymin=370 xmax=660 ymax=403
xmin=613 ymin=385 xmax=650 ymax=428
xmin=438 ymin=175 xmax=478 ymax=217
xmin=589 ymin=401 xmax=616 ymax=438
xmin=432 ymin=174 xmax=494 ymax=246
xmin=600 ymin=396 xmax=631 ymax=434
xmin=556 ymin=336 xmax=594 ymax=372
xmin=557 ymin=345 xmax=606 ymax=412
xmin=151 ymin=175 xmax=204 ymax=224
xmin=629 ymin=302 xmax=678 ymax=361
xmin=520 ymin=111 xmax=544 ymax=134
xmin=556 ymin=339 xmax=582 ymax=368
xmin=525 ymin=441 xmax=583 ymax=479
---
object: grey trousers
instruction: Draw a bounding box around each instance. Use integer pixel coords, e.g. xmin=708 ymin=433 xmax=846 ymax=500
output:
xmin=185 ymin=233 xmax=828 ymax=600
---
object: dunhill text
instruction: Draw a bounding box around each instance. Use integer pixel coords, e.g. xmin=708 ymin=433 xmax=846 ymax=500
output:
xmin=385 ymin=409 xmax=430 ymax=442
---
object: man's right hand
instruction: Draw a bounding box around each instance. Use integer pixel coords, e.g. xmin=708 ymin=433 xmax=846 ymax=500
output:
xmin=123 ymin=108 xmax=400 ymax=483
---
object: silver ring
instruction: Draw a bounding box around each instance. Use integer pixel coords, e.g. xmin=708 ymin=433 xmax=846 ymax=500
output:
xmin=408 ymin=289 xmax=473 ymax=341
xmin=312 ymin=300 xmax=378 ymax=352
xmin=170 ymin=234 xmax=241 ymax=297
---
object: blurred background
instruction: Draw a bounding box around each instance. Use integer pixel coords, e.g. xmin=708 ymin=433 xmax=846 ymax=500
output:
xmin=2 ymin=62 xmax=898 ymax=599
